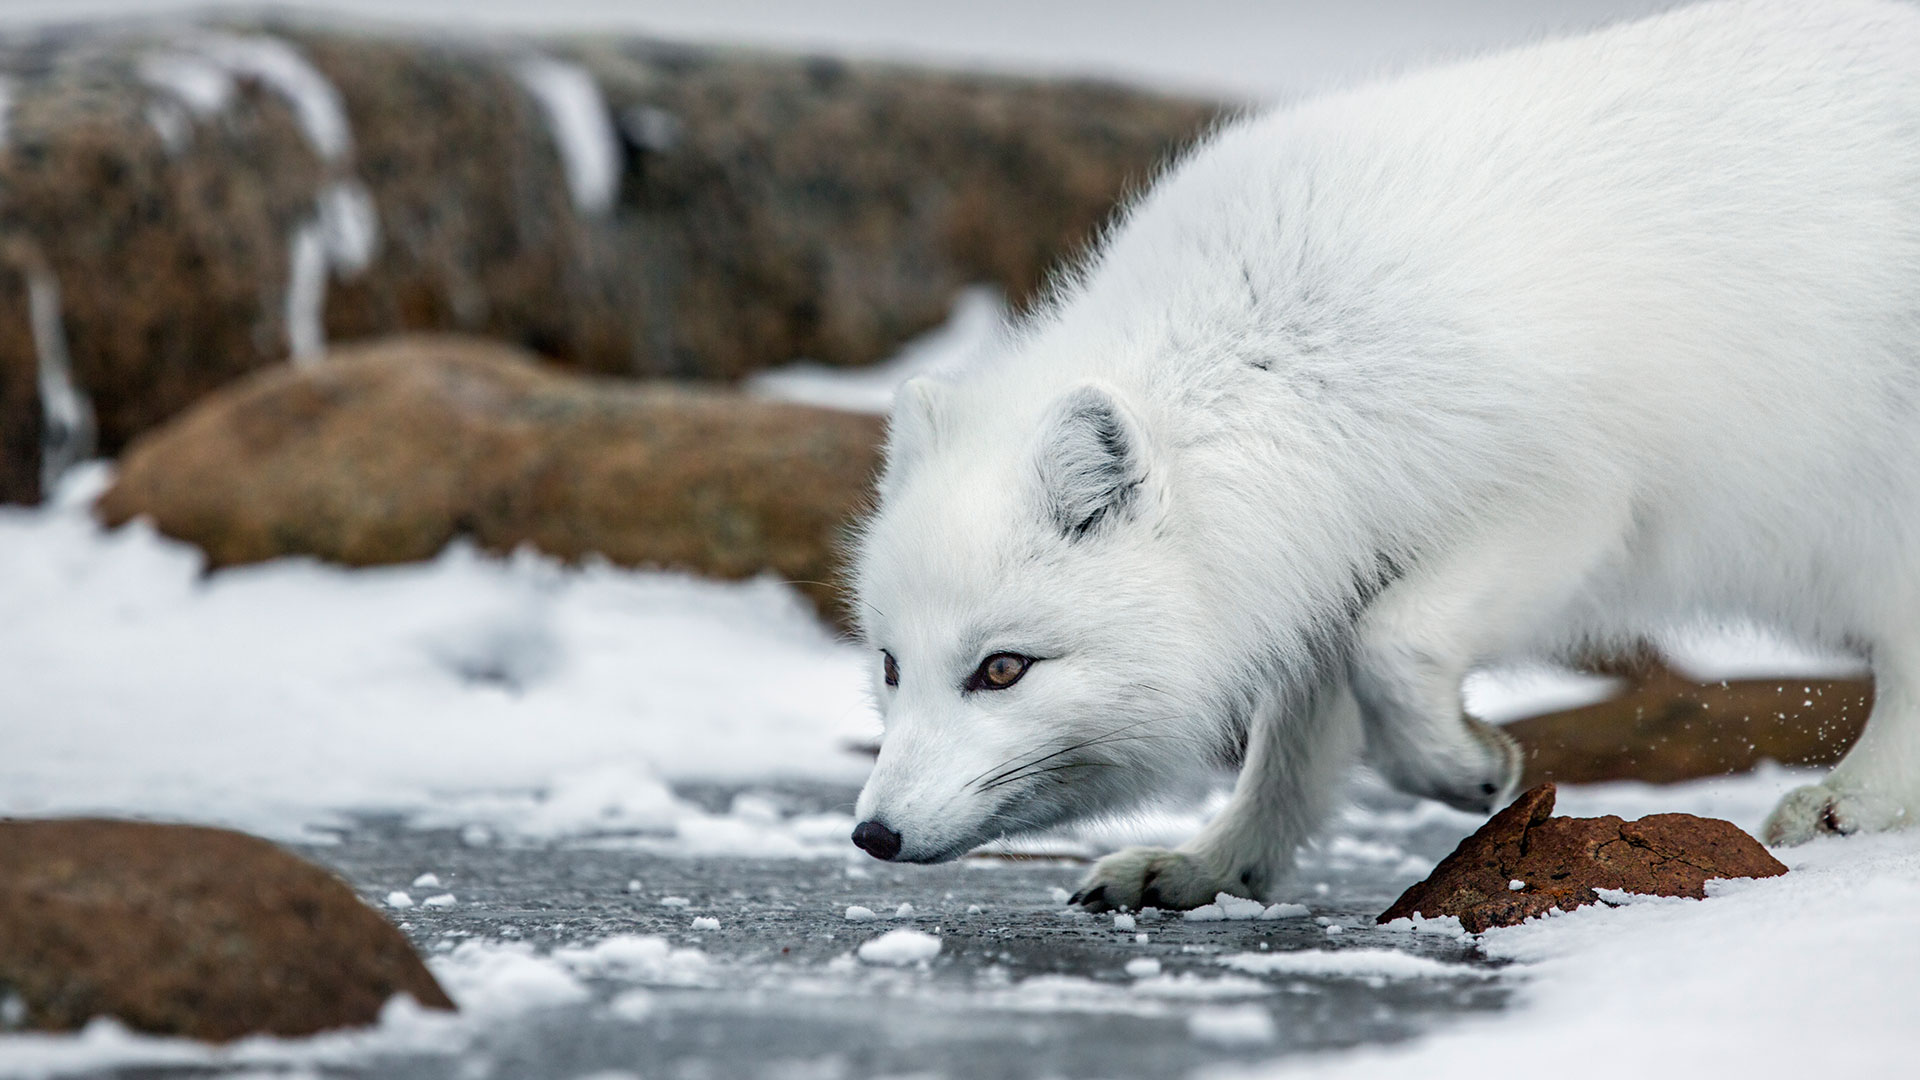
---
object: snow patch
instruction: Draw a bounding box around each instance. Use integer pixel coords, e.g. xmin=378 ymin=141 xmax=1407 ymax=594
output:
xmin=513 ymin=55 xmax=621 ymax=215
xmin=431 ymin=942 xmax=589 ymax=1020
xmin=1219 ymin=949 xmax=1485 ymax=981
xmin=552 ymin=934 xmax=709 ymax=985
xmin=856 ymin=929 xmax=941 ymax=965
xmin=1183 ymin=893 xmax=1293 ymax=922
xmin=1187 ymin=1004 xmax=1277 ymax=1046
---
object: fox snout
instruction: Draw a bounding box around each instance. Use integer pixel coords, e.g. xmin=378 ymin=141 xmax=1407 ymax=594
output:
xmin=850 ymin=819 xmax=903 ymax=860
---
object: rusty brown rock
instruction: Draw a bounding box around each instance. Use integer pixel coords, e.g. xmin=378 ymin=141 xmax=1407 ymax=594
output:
xmin=0 ymin=20 xmax=1219 ymax=502
xmin=94 ymin=335 xmax=883 ymax=625
xmin=0 ymin=818 xmax=452 ymax=1041
xmin=1506 ymin=658 xmax=1869 ymax=787
xmin=1377 ymin=783 xmax=1787 ymax=933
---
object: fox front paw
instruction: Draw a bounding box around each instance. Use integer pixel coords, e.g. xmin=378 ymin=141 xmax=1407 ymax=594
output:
xmin=1069 ymin=847 xmax=1245 ymax=913
xmin=1762 ymin=784 xmax=1908 ymax=846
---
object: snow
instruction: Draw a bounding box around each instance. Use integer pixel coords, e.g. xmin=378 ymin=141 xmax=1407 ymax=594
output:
xmin=1183 ymin=893 xmax=1304 ymax=923
xmin=855 ymin=929 xmax=941 ymax=966
xmin=689 ymin=916 xmax=719 ymax=931
xmin=317 ymin=181 xmax=380 ymax=273
xmin=24 ymin=263 xmax=95 ymax=492
xmin=189 ymin=32 xmax=353 ymax=162
xmin=512 ymin=55 xmax=621 ymax=215
xmin=549 ymin=935 xmax=708 ymax=985
xmin=1188 ymin=1004 xmax=1278 ymax=1046
xmin=842 ymin=905 xmax=877 ymax=921
xmin=0 ymin=469 xmax=877 ymax=845
xmin=434 ymin=941 xmax=590 ymax=1019
xmin=421 ymin=893 xmax=456 ymax=907
xmin=136 ymin=52 xmax=234 ymax=116
xmin=1123 ymin=958 xmax=1161 ymax=978
xmin=1218 ymin=950 xmax=1483 ymax=982
xmin=749 ymin=287 xmax=1009 ymax=413
xmin=384 ymin=891 xmax=414 ymax=909
xmin=1209 ymin=782 xmax=1920 ymax=1080
xmin=1112 ymin=913 xmax=1136 ymax=931
xmin=411 ymin=873 xmax=441 ymax=888
xmin=284 ymin=219 xmax=329 ymax=363
xmin=893 ymin=902 xmax=915 ymax=918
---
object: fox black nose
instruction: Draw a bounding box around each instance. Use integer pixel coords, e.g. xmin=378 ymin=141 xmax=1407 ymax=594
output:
xmin=852 ymin=820 xmax=903 ymax=861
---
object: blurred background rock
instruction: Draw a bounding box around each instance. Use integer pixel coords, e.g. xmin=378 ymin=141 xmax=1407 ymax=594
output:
xmin=0 ymin=16 xmax=1218 ymax=504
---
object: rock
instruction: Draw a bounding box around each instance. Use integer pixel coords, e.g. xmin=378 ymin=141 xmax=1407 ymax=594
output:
xmin=1377 ymin=783 xmax=1787 ymax=933
xmin=0 ymin=818 xmax=453 ymax=1041
xmin=1505 ymin=658 xmax=1869 ymax=787
xmin=93 ymin=335 xmax=883 ymax=624
xmin=0 ymin=20 xmax=1220 ymax=501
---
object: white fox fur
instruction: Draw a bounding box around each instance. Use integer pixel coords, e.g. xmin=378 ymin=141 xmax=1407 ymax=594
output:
xmin=850 ymin=0 xmax=1920 ymax=908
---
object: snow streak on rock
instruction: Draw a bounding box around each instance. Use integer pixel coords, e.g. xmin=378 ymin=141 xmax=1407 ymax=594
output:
xmin=513 ymin=55 xmax=621 ymax=215
xmin=285 ymin=219 xmax=330 ymax=364
xmin=141 ymin=33 xmax=384 ymax=360
xmin=136 ymin=51 xmax=235 ymax=117
xmin=0 ymin=74 xmax=15 ymax=148
xmin=191 ymin=32 xmax=352 ymax=162
xmin=25 ymin=262 xmax=96 ymax=491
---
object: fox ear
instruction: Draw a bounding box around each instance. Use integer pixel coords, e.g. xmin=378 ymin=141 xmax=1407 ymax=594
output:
xmin=880 ymin=377 xmax=945 ymax=493
xmin=1034 ymin=382 xmax=1152 ymax=540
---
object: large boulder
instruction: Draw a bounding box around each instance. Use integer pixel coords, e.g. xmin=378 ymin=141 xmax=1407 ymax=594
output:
xmin=94 ymin=335 xmax=883 ymax=624
xmin=1377 ymin=783 xmax=1787 ymax=933
xmin=0 ymin=19 xmax=1221 ymax=501
xmin=0 ymin=818 xmax=452 ymax=1041
xmin=1507 ymin=658 xmax=1868 ymax=787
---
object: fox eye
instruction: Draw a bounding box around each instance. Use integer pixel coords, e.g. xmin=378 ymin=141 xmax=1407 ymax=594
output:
xmin=882 ymin=651 xmax=899 ymax=688
xmin=968 ymin=653 xmax=1032 ymax=691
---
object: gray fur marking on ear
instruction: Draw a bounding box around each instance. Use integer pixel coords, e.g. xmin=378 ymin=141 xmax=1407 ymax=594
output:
xmin=1036 ymin=383 xmax=1148 ymax=540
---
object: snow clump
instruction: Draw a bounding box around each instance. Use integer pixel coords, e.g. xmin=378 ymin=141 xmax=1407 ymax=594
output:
xmin=857 ymin=929 xmax=942 ymax=966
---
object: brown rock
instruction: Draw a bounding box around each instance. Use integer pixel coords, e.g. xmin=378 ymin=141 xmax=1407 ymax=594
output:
xmin=0 ymin=818 xmax=452 ymax=1041
xmin=1377 ymin=783 xmax=1787 ymax=933
xmin=93 ymin=335 xmax=883 ymax=625
xmin=0 ymin=20 xmax=1219 ymax=501
xmin=1506 ymin=657 xmax=1869 ymax=787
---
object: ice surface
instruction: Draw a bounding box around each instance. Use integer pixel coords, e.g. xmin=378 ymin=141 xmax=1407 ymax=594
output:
xmin=856 ymin=929 xmax=941 ymax=965
xmin=512 ymin=55 xmax=621 ymax=215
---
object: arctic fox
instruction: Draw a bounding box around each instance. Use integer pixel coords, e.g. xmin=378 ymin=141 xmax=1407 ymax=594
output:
xmin=848 ymin=0 xmax=1920 ymax=909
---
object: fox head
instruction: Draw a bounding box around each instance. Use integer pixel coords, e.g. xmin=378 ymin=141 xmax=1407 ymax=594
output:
xmin=848 ymin=373 xmax=1238 ymax=862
